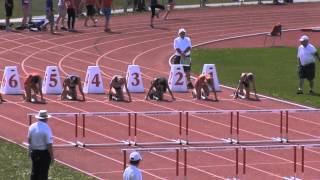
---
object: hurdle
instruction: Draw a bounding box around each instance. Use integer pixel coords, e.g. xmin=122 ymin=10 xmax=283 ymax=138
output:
xmin=132 ymin=111 xmax=184 ymax=146
xmin=78 ymin=111 xmax=133 ymax=147
xmin=183 ymin=145 xmax=239 ymax=179
xmin=185 ymin=108 xmax=320 ymax=145
xmin=27 ymin=112 xmax=79 ymax=147
xmin=122 ymin=142 xmax=320 ymax=179
xmin=185 ymin=110 xmax=240 ymax=144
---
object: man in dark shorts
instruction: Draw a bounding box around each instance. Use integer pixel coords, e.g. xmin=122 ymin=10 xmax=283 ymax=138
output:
xmin=41 ymin=0 xmax=56 ymax=34
xmin=24 ymin=74 xmax=45 ymax=103
xmin=5 ymin=0 xmax=14 ymax=32
xmin=297 ymin=35 xmax=320 ymax=94
xmin=173 ymin=28 xmax=193 ymax=88
xmin=84 ymin=0 xmax=98 ymax=27
xmin=150 ymin=0 xmax=165 ymax=28
xmin=61 ymin=75 xmax=85 ymax=101
xmin=101 ymin=0 xmax=113 ymax=32
xmin=145 ymin=77 xmax=175 ymax=101
xmin=108 ymin=75 xmax=131 ymax=102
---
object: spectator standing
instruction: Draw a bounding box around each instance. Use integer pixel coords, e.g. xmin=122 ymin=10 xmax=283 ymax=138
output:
xmin=5 ymin=0 xmax=14 ymax=32
xmin=65 ymin=0 xmax=77 ymax=31
xmin=101 ymin=0 xmax=113 ymax=32
xmin=41 ymin=0 xmax=56 ymax=34
xmin=84 ymin=0 xmax=98 ymax=27
xmin=163 ymin=0 xmax=174 ymax=20
xmin=123 ymin=151 xmax=143 ymax=180
xmin=28 ymin=110 xmax=54 ymax=180
xmin=55 ymin=0 xmax=67 ymax=30
xmin=173 ymin=28 xmax=193 ymax=88
xmin=21 ymin=0 xmax=31 ymax=29
xmin=297 ymin=35 xmax=320 ymax=94
xmin=149 ymin=0 xmax=165 ymax=28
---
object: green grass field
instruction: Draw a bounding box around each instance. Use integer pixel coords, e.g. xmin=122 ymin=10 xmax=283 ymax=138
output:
xmin=191 ymin=47 xmax=320 ymax=108
xmin=0 ymin=138 xmax=95 ymax=179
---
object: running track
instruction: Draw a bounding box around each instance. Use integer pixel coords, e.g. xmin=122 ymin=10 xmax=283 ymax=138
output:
xmin=1 ymin=3 xmax=320 ymax=179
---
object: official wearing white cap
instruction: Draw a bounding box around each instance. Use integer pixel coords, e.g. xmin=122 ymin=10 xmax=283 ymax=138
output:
xmin=28 ymin=110 xmax=54 ymax=180
xmin=123 ymin=151 xmax=143 ymax=180
xmin=173 ymin=28 xmax=193 ymax=88
xmin=297 ymin=35 xmax=320 ymax=94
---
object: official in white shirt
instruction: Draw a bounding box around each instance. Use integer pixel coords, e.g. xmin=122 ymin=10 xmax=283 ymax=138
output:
xmin=123 ymin=151 xmax=143 ymax=180
xmin=297 ymin=35 xmax=320 ymax=94
xmin=173 ymin=28 xmax=193 ymax=88
xmin=28 ymin=110 xmax=54 ymax=180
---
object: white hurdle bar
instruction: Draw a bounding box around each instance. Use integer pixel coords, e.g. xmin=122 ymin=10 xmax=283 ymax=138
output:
xmin=22 ymin=141 xmax=78 ymax=148
xmin=27 ymin=112 xmax=80 ymax=138
xmin=123 ymin=143 xmax=320 ymax=178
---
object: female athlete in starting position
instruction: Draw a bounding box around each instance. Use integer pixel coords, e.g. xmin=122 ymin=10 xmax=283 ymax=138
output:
xmin=24 ymin=74 xmax=45 ymax=103
xmin=108 ymin=75 xmax=132 ymax=102
xmin=192 ymin=74 xmax=218 ymax=101
xmin=145 ymin=77 xmax=175 ymax=101
xmin=234 ymin=72 xmax=259 ymax=100
xmin=61 ymin=75 xmax=85 ymax=101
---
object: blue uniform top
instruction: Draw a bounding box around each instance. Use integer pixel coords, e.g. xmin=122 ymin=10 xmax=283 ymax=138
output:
xmin=46 ymin=0 xmax=53 ymax=11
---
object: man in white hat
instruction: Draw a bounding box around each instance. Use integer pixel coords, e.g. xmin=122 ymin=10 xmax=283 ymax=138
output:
xmin=28 ymin=110 xmax=54 ymax=180
xmin=297 ymin=35 xmax=320 ymax=94
xmin=123 ymin=151 xmax=142 ymax=180
xmin=173 ymin=28 xmax=193 ymax=88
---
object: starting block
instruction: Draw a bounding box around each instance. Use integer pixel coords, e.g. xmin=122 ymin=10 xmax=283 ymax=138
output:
xmin=1 ymin=66 xmax=23 ymax=94
xmin=168 ymin=64 xmax=188 ymax=92
xmin=42 ymin=66 xmax=62 ymax=94
xmin=83 ymin=66 xmax=104 ymax=94
xmin=201 ymin=64 xmax=221 ymax=91
xmin=126 ymin=65 xmax=144 ymax=92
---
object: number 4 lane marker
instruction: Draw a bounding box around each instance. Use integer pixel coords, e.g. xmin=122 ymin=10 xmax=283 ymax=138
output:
xmin=83 ymin=66 xmax=104 ymax=94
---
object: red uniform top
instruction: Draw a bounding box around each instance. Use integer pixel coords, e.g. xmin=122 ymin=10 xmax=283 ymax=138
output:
xmin=101 ymin=0 xmax=112 ymax=8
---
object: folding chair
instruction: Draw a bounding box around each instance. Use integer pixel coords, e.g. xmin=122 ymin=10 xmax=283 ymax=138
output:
xmin=264 ymin=24 xmax=282 ymax=47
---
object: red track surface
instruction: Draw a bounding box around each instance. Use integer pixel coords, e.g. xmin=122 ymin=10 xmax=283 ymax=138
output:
xmin=1 ymin=3 xmax=320 ymax=179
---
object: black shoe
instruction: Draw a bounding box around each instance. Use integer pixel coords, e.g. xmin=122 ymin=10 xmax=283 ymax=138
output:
xmin=296 ymin=90 xmax=303 ymax=94
xmin=309 ymin=90 xmax=315 ymax=95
